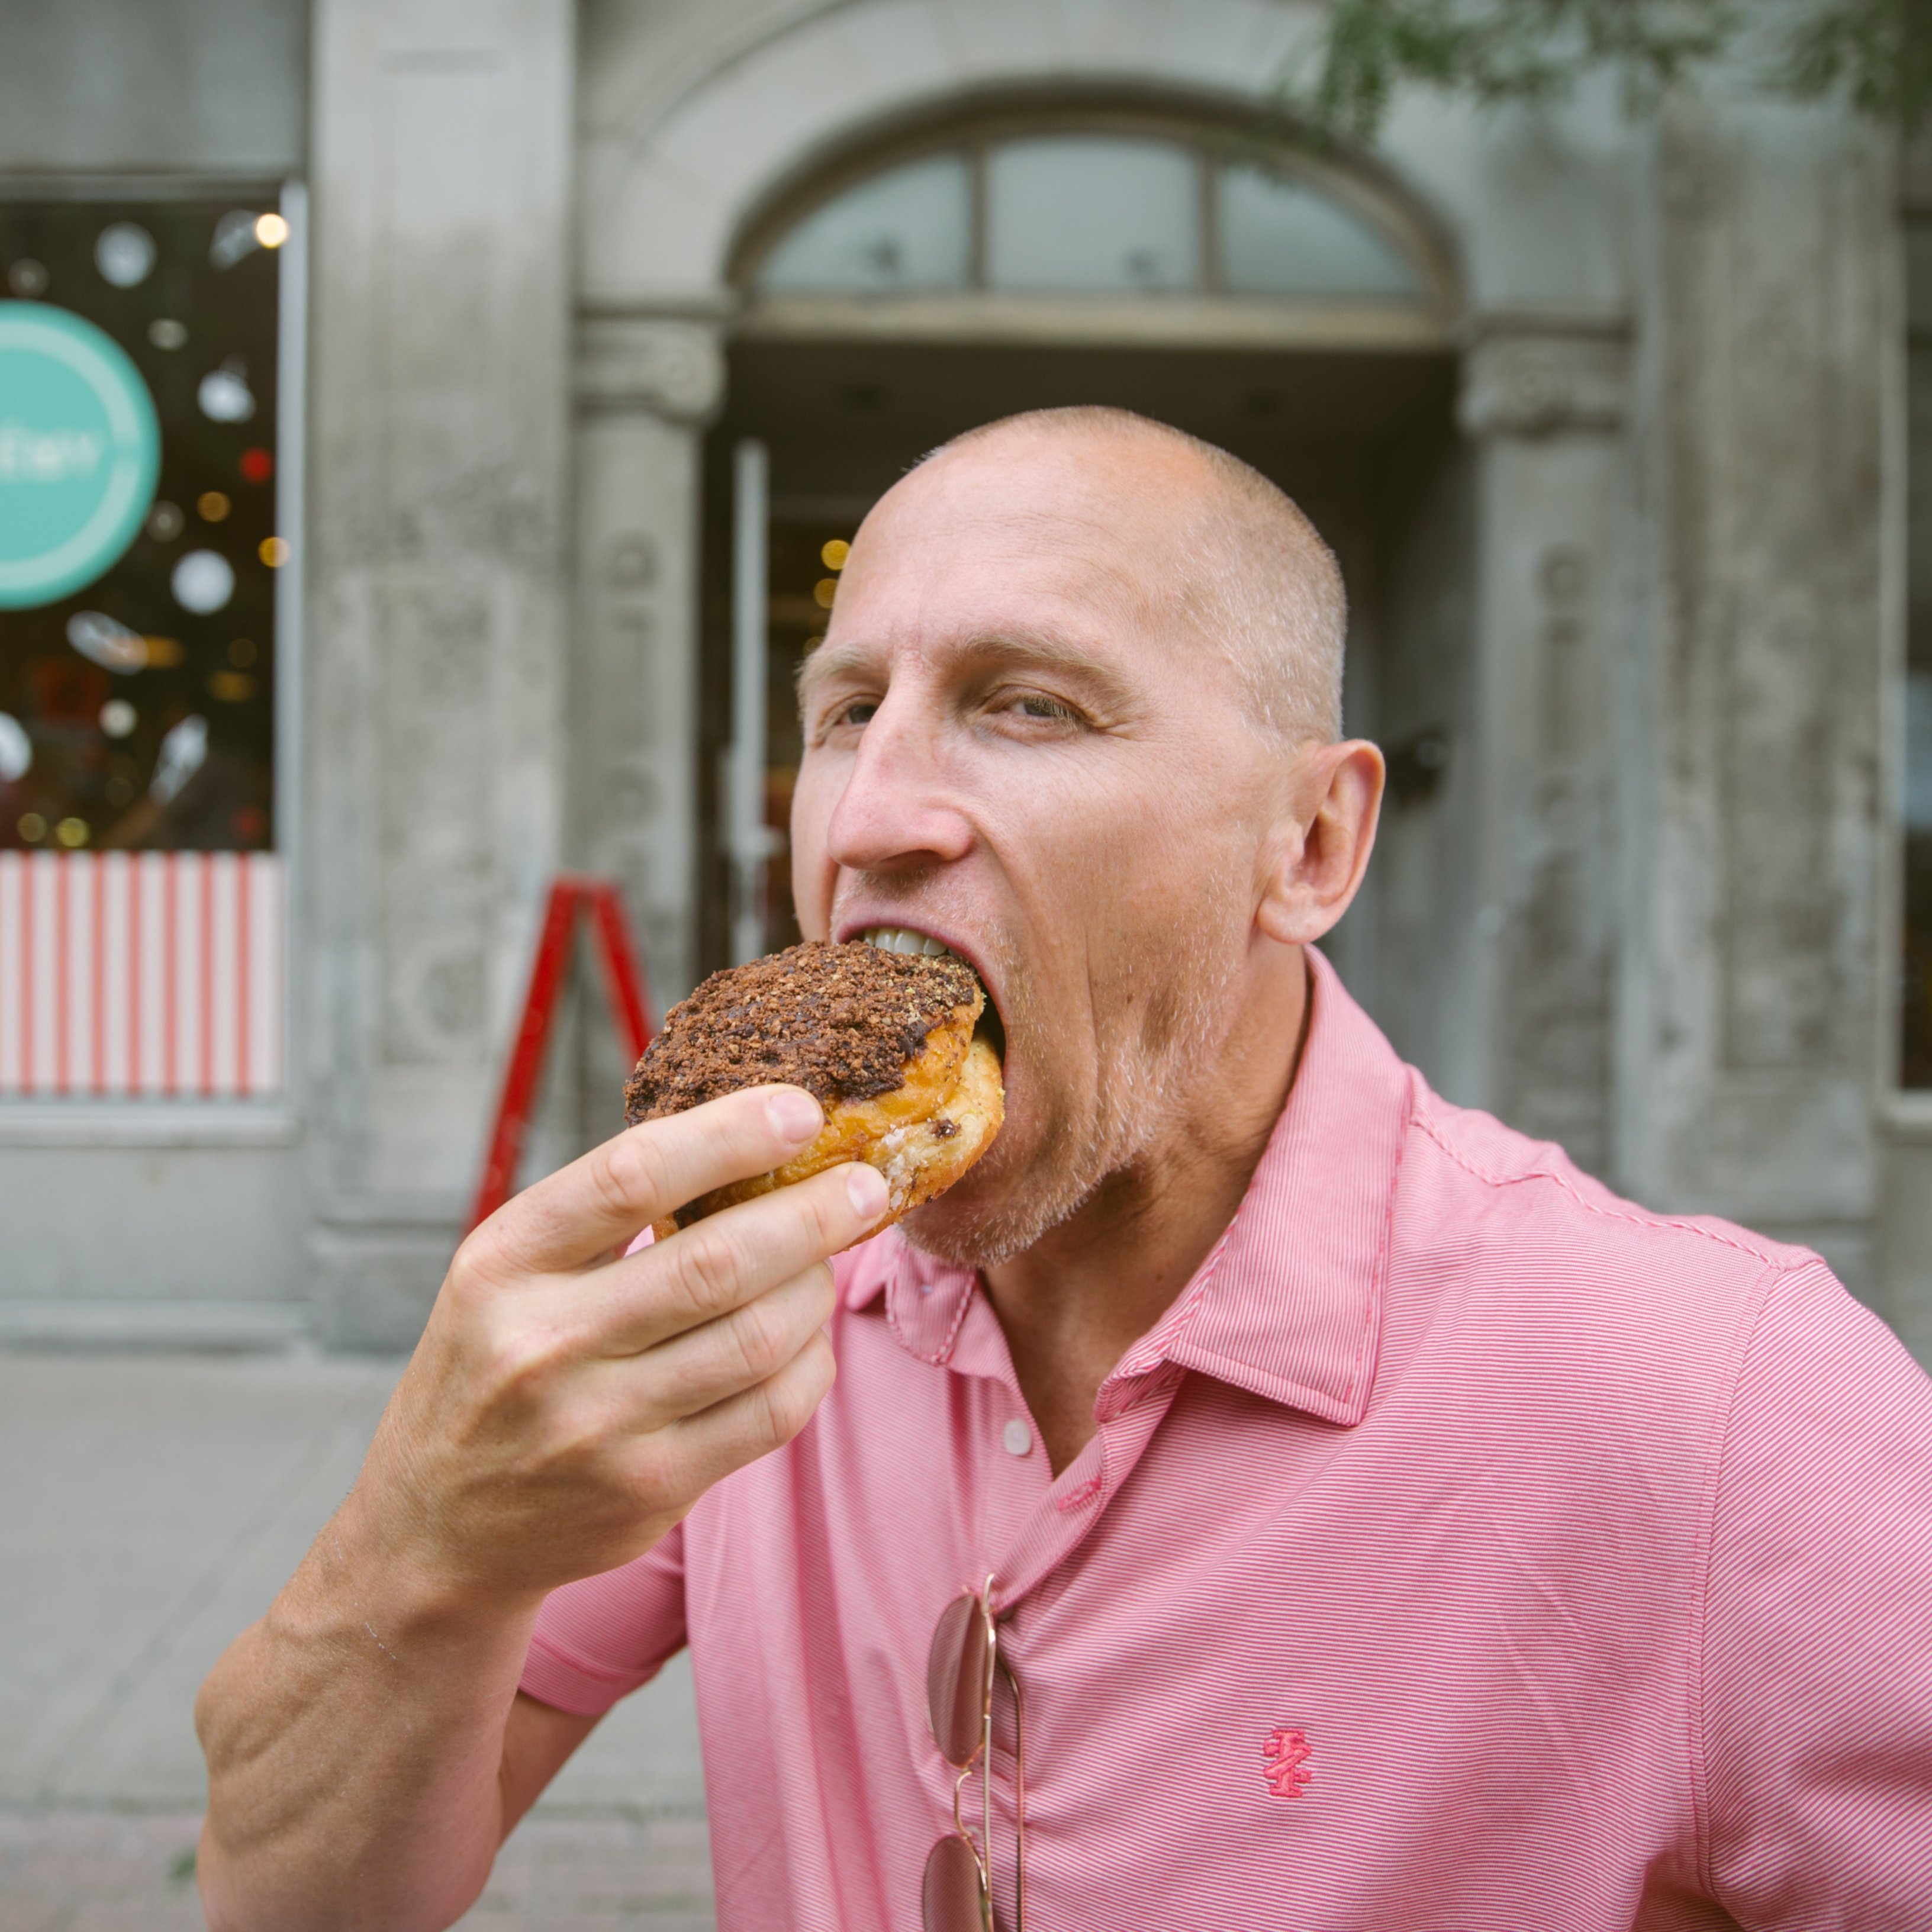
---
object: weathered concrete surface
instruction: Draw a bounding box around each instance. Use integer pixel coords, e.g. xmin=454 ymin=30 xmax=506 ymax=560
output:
xmin=0 ymin=1349 xmax=711 ymax=1927
xmin=0 ymin=0 xmax=306 ymax=175
xmin=305 ymin=0 xmax=579 ymax=1347
xmin=1622 ymin=102 xmax=1889 ymax=1292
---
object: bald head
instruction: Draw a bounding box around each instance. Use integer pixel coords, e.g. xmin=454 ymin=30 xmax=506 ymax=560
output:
xmin=918 ymin=406 xmax=1346 ymax=742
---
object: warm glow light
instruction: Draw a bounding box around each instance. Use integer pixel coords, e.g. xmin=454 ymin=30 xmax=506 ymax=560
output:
xmin=259 ymin=536 xmax=289 ymax=568
xmin=18 ymin=813 xmax=46 ymax=843
xmin=54 ymin=817 xmax=90 ymax=848
xmin=813 ymin=577 xmax=838 ymax=609
xmin=820 ymin=538 xmax=850 ymax=571
xmin=255 ymin=212 xmax=290 ymax=249
xmin=198 ymin=491 xmax=232 ymax=523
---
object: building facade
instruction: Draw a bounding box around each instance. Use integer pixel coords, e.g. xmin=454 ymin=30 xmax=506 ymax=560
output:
xmin=2 ymin=0 xmax=1927 ymax=1364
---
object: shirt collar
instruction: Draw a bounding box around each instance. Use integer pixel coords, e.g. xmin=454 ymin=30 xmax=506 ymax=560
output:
xmin=843 ymin=946 xmax=1411 ymax=1427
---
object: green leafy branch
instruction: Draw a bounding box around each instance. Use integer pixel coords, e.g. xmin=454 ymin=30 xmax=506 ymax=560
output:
xmin=1287 ymin=0 xmax=1932 ymax=143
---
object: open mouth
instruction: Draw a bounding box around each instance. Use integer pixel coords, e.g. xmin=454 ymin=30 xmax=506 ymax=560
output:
xmin=859 ymin=925 xmax=1007 ymax=1064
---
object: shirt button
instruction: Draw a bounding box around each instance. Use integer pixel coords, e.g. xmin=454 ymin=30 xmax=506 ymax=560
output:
xmin=1002 ymin=1419 xmax=1033 ymax=1457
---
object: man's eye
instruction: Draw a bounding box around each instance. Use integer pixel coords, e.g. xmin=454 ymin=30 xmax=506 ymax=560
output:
xmin=839 ymin=700 xmax=878 ymax=726
xmin=1013 ymin=693 xmax=1073 ymax=722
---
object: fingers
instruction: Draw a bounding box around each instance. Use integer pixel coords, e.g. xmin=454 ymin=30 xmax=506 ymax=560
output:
xmin=611 ymin=1260 xmax=838 ymax=1431
xmin=585 ymin=1160 xmax=888 ymax=1357
xmin=465 ymin=1086 xmax=827 ymax=1279
xmin=644 ymin=1330 xmax=840 ymax=1503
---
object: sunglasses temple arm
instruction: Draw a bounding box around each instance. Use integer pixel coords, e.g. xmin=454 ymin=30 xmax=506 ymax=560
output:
xmin=1010 ymin=1667 xmax=1026 ymax=1932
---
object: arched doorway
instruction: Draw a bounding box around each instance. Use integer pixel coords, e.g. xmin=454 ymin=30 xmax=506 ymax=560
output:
xmin=693 ymin=94 xmax=1467 ymax=979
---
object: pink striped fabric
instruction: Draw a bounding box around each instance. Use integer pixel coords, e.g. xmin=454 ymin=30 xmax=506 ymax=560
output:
xmin=0 ymin=851 xmax=282 ymax=1099
xmin=523 ymin=949 xmax=1932 ymax=1930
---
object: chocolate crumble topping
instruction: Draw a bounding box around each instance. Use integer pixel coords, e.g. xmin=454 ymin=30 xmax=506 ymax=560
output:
xmin=625 ymin=940 xmax=980 ymax=1124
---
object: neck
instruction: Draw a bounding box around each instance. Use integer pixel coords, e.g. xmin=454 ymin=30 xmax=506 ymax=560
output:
xmin=981 ymin=951 xmax=1312 ymax=1473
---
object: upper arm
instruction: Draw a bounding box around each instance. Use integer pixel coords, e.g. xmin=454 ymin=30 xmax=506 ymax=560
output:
xmin=1700 ymin=1262 xmax=1932 ymax=1923
xmin=499 ymin=1692 xmax=600 ymax=1838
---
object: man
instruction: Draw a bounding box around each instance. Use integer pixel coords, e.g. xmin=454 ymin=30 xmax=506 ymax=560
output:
xmin=197 ymin=409 xmax=1932 ymax=1930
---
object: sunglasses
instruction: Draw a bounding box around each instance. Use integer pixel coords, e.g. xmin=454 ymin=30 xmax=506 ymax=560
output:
xmin=922 ymin=1577 xmax=1027 ymax=1932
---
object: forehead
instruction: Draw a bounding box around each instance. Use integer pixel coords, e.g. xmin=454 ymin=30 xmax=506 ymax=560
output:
xmin=809 ymin=434 xmax=1210 ymax=672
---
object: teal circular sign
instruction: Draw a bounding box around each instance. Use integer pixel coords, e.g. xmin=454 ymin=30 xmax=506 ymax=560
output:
xmin=0 ymin=301 xmax=160 ymax=610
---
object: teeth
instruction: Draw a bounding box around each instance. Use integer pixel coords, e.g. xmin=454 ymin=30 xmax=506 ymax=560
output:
xmin=861 ymin=926 xmax=958 ymax=959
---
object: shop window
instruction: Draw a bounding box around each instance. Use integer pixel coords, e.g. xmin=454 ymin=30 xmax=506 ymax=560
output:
xmin=0 ymin=194 xmax=289 ymax=1100
xmin=749 ymin=129 xmax=1430 ymax=305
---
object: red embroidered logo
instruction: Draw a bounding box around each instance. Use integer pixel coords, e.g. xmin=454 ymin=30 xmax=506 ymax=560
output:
xmin=1261 ymin=1725 xmax=1312 ymax=1799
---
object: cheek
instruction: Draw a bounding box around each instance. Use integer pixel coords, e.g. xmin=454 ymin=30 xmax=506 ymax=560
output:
xmin=788 ymin=763 xmax=838 ymax=933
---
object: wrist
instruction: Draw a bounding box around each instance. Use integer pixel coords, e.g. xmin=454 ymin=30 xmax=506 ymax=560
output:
xmin=294 ymin=1484 xmax=549 ymax=1658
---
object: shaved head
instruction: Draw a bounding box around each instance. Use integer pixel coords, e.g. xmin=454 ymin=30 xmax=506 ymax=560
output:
xmin=920 ymin=405 xmax=1346 ymax=741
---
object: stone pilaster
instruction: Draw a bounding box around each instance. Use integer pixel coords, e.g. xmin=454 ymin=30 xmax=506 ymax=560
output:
xmin=1459 ymin=318 xmax=1632 ymax=1181
xmin=304 ymin=0 xmax=577 ymax=1347
xmin=1625 ymin=102 xmax=1887 ymax=1289
xmin=564 ymin=315 xmax=724 ymax=1139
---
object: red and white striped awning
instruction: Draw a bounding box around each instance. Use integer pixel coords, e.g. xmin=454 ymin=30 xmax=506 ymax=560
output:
xmin=0 ymin=851 xmax=284 ymax=1100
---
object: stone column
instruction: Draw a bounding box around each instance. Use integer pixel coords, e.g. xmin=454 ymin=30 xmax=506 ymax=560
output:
xmin=1626 ymin=103 xmax=1888 ymax=1295
xmin=564 ymin=315 xmax=724 ymax=1141
xmin=1459 ymin=320 xmax=1632 ymax=1183
xmin=304 ymin=0 xmax=576 ymax=1347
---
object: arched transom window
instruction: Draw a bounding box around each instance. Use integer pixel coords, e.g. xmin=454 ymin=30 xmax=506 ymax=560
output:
xmin=744 ymin=127 xmax=1441 ymax=317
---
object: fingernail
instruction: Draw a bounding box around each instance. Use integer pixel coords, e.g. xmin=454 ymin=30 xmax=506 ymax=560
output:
xmin=845 ymin=1163 xmax=888 ymax=1219
xmin=768 ymin=1089 xmax=823 ymax=1141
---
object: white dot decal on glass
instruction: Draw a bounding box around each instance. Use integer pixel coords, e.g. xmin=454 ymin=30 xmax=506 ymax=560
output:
xmin=172 ymin=549 xmax=236 ymax=614
xmin=0 ymin=712 xmax=31 ymax=783
xmin=95 ymin=223 xmax=157 ymax=288
xmin=1002 ymin=1419 xmax=1032 ymax=1458
xmin=197 ymin=368 xmax=255 ymax=423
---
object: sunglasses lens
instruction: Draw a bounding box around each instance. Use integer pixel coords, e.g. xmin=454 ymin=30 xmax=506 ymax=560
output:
xmin=926 ymin=1590 xmax=991 ymax=1766
xmin=922 ymin=1831 xmax=991 ymax=1932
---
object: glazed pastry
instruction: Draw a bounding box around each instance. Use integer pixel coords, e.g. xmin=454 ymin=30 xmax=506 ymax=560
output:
xmin=624 ymin=939 xmax=1003 ymax=1239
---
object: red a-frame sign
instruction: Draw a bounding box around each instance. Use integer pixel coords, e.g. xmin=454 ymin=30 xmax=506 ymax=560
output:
xmin=466 ymin=875 xmax=655 ymax=1234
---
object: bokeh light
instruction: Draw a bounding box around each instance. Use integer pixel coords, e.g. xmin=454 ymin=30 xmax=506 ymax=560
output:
xmin=258 ymin=536 xmax=289 ymax=568
xmin=198 ymin=491 xmax=232 ymax=523
xmin=254 ymin=212 xmax=289 ymax=250
xmin=99 ymin=699 xmax=136 ymax=739
xmin=821 ymin=538 xmax=851 ymax=570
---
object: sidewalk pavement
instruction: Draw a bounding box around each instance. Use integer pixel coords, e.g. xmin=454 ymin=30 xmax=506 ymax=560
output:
xmin=0 ymin=1348 xmax=712 ymax=1931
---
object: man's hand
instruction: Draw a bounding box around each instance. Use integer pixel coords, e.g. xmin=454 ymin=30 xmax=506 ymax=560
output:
xmin=356 ymin=1082 xmax=884 ymax=1612
xmin=195 ymin=1087 xmax=886 ymax=1932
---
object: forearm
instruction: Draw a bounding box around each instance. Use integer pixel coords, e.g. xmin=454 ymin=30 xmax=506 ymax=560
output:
xmin=195 ymin=1487 xmax=543 ymax=1932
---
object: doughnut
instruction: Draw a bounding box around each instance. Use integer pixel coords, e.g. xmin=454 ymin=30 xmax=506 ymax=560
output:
xmin=624 ymin=939 xmax=1003 ymax=1240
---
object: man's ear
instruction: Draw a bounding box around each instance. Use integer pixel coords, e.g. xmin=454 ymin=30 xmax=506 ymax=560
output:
xmin=1255 ymin=740 xmax=1385 ymax=947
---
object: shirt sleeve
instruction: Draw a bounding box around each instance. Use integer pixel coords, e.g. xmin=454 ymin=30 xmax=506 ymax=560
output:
xmin=1699 ymin=1260 xmax=1932 ymax=1925
xmin=518 ymin=1522 xmax=688 ymax=1717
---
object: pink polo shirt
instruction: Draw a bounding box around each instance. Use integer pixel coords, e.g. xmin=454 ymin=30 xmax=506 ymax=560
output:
xmin=521 ymin=951 xmax=1932 ymax=1930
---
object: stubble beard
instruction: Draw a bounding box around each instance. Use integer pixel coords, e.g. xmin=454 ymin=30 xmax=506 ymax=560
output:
xmin=905 ymin=901 xmax=1247 ymax=1270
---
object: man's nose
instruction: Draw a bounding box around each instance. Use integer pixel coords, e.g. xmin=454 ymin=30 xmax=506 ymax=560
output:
xmin=823 ymin=691 xmax=974 ymax=873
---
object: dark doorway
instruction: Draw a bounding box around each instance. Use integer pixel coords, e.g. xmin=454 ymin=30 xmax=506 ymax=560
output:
xmin=697 ymin=334 xmax=1460 ymax=979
